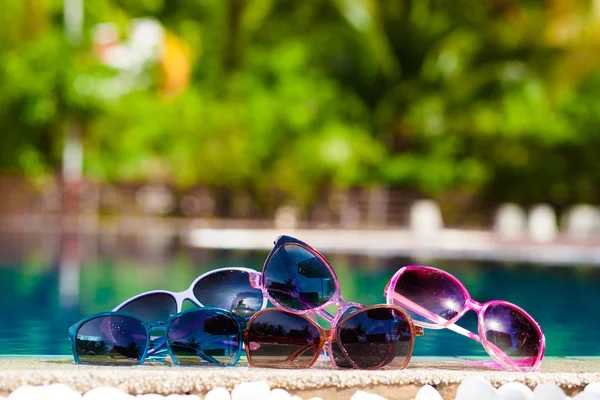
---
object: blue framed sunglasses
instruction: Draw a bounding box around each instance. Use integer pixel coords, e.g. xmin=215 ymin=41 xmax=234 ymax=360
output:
xmin=69 ymin=308 xmax=246 ymax=366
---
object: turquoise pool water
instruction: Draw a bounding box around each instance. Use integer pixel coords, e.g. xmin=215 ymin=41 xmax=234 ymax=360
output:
xmin=0 ymin=232 xmax=598 ymax=357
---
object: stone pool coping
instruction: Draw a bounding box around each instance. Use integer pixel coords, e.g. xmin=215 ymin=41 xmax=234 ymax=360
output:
xmin=0 ymin=357 xmax=598 ymax=400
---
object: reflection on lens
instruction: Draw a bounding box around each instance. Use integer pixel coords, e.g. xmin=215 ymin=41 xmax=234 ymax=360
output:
xmin=193 ymin=269 xmax=263 ymax=318
xmin=393 ymin=269 xmax=466 ymax=325
xmin=330 ymin=341 xmax=352 ymax=368
xmin=167 ymin=309 xmax=241 ymax=366
xmin=75 ymin=315 xmax=147 ymax=365
xmin=264 ymin=244 xmax=336 ymax=311
xmin=483 ymin=304 xmax=541 ymax=368
xmin=246 ymin=310 xmax=321 ymax=368
xmin=337 ymin=307 xmax=412 ymax=369
xmin=116 ymin=293 xmax=177 ymax=323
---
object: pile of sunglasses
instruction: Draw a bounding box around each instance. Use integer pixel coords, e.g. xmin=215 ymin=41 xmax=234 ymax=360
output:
xmin=69 ymin=235 xmax=545 ymax=371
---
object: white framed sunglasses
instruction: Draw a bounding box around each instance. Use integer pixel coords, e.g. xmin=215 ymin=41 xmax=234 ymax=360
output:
xmin=112 ymin=267 xmax=268 ymax=322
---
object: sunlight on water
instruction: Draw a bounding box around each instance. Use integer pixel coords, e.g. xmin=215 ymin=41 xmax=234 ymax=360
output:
xmin=0 ymin=232 xmax=599 ymax=357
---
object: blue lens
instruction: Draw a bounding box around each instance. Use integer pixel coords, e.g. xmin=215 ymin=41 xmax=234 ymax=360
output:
xmin=75 ymin=315 xmax=148 ymax=365
xmin=264 ymin=243 xmax=336 ymax=311
xmin=193 ymin=269 xmax=263 ymax=318
xmin=116 ymin=293 xmax=177 ymax=323
xmin=167 ymin=309 xmax=241 ymax=366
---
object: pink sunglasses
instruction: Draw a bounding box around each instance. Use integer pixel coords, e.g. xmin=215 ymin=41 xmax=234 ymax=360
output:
xmin=385 ymin=265 xmax=545 ymax=371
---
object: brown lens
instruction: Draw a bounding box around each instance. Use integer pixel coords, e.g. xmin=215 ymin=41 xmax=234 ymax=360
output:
xmin=245 ymin=309 xmax=323 ymax=368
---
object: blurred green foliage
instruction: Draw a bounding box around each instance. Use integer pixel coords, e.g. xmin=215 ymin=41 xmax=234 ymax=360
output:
xmin=2 ymin=0 xmax=600 ymax=212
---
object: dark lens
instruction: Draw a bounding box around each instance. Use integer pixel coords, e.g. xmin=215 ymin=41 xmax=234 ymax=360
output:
xmin=337 ymin=307 xmax=413 ymax=369
xmin=75 ymin=315 xmax=147 ymax=365
xmin=193 ymin=269 xmax=264 ymax=318
xmin=264 ymin=243 xmax=336 ymax=311
xmin=482 ymin=304 xmax=541 ymax=368
xmin=330 ymin=341 xmax=352 ymax=368
xmin=393 ymin=269 xmax=466 ymax=325
xmin=116 ymin=293 xmax=177 ymax=323
xmin=167 ymin=309 xmax=241 ymax=366
xmin=245 ymin=310 xmax=321 ymax=368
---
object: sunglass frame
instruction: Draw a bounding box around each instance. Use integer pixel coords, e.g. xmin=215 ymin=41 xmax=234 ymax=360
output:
xmin=69 ymin=308 xmax=247 ymax=366
xmin=385 ymin=265 xmax=545 ymax=371
xmin=244 ymin=304 xmax=422 ymax=370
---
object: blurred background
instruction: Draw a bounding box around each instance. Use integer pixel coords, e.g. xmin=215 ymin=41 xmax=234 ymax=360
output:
xmin=1 ymin=0 xmax=600 ymax=358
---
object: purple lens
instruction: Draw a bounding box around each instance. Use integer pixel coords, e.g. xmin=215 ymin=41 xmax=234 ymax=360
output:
xmin=336 ymin=307 xmax=413 ymax=369
xmin=264 ymin=243 xmax=336 ymax=311
xmin=482 ymin=304 xmax=541 ymax=367
xmin=193 ymin=269 xmax=263 ymax=318
xmin=116 ymin=293 xmax=177 ymax=323
xmin=245 ymin=310 xmax=321 ymax=368
xmin=167 ymin=309 xmax=241 ymax=366
xmin=75 ymin=315 xmax=148 ymax=365
xmin=393 ymin=269 xmax=466 ymax=325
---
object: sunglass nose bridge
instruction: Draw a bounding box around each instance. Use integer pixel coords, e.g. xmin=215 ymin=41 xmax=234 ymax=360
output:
xmin=249 ymin=272 xmax=261 ymax=289
xmin=465 ymin=297 xmax=484 ymax=311
xmin=148 ymin=321 xmax=167 ymax=330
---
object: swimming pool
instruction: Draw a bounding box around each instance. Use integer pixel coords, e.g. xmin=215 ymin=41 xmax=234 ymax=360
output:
xmin=0 ymin=232 xmax=598 ymax=357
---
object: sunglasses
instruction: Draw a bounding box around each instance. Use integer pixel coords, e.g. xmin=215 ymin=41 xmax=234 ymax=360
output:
xmin=384 ymin=265 xmax=545 ymax=371
xmin=244 ymin=306 xmax=422 ymax=369
xmin=69 ymin=308 xmax=246 ymax=366
xmin=112 ymin=267 xmax=267 ymax=322
xmin=247 ymin=235 xmax=423 ymax=369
